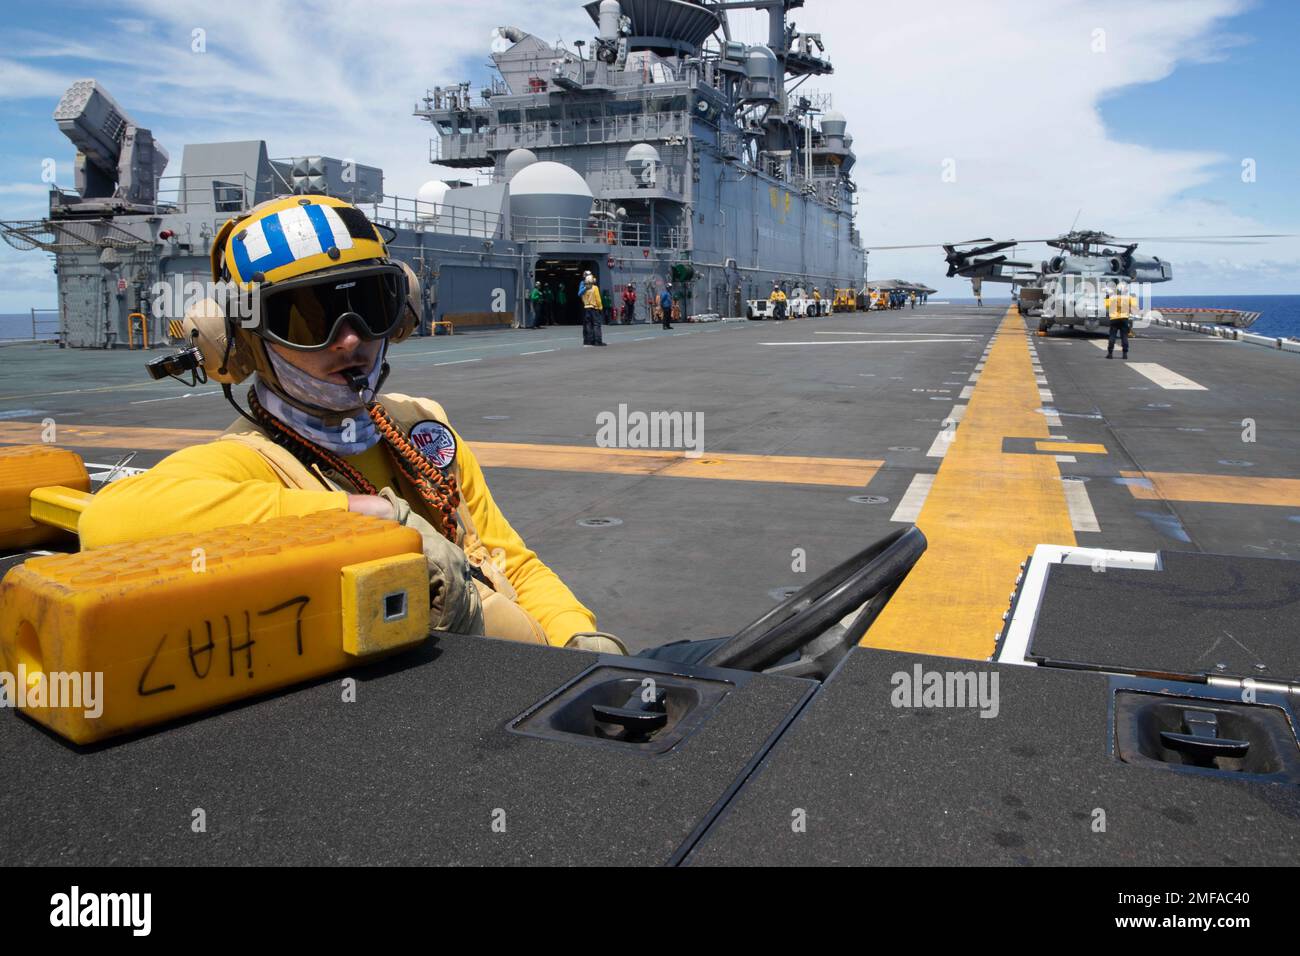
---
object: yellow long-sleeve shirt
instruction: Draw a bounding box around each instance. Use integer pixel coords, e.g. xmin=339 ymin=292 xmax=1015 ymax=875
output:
xmin=580 ymin=283 xmax=602 ymax=310
xmin=78 ymin=427 xmax=597 ymax=646
xmin=1104 ymin=294 xmax=1138 ymax=321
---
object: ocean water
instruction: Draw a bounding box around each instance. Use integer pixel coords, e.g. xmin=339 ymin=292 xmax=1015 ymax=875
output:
xmin=0 ymin=312 xmax=58 ymax=343
xmin=1150 ymin=294 xmax=1300 ymax=339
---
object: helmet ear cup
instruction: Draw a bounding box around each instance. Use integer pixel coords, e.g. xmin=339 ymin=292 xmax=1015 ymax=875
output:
xmin=183 ymin=297 xmax=256 ymax=384
xmin=391 ymin=260 xmax=421 ymax=343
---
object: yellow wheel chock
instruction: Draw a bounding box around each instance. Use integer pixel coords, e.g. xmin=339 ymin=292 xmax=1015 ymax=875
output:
xmin=0 ymin=511 xmax=429 ymax=744
xmin=0 ymin=446 xmax=89 ymax=549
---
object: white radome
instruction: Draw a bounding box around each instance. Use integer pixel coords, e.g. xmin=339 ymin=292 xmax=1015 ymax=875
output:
xmin=503 ymin=148 xmax=539 ymax=181
xmin=416 ymin=180 xmax=450 ymax=221
xmin=508 ymin=161 xmax=594 ymax=221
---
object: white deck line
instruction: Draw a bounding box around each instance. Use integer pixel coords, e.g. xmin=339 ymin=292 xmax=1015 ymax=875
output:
xmin=890 ymin=473 xmax=936 ymax=523
xmin=1062 ymin=478 xmax=1100 ymax=533
xmin=1127 ymin=362 xmax=1208 ymax=390
xmin=925 ymin=404 xmax=966 ymax=457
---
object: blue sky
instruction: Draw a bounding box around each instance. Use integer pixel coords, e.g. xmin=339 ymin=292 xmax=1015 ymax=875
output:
xmin=1097 ymin=0 xmax=1299 ymax=230
xmin=1 ymin=0 xmax=1297 ymax=309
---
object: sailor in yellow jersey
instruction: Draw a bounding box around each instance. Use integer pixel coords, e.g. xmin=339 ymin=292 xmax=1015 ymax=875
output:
xmin=769 ymin=281 xmax=788 ymax=320
xmin=578 ymin=270 xmax=606 ymax=347
xmin=79 ymin=196 xmax=623 ymax=654
xmin=1103 ymin=281 xmax=1139 ymax=359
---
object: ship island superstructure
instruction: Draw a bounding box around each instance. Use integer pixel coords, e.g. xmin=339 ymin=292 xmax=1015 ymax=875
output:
xmin=1 ymin=0 xmax=865 ymax=346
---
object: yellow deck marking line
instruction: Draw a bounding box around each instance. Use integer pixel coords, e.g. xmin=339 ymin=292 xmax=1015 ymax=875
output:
xmin=473 ymin=443 xmax=882 ymax=487
xmin=1032 ymin=441 xmax=1107 ymax=455
xmin=864 ymin=309 xmax=1077 ymax=660
xmin=0 ymin=422 xmax=222 ymax=450
xmin=1120 ymin=471 xmax=1300 ymax=507
xmin=0 ymin=422 xmax=881 ymax=489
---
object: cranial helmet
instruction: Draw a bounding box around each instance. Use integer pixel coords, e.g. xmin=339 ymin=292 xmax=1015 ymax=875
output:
xmin=183 ymin=195 xmax=417 ymax=391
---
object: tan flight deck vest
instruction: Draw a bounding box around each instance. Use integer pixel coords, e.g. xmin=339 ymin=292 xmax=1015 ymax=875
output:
xmin=219 ymin=393 xmax=549 ymax=645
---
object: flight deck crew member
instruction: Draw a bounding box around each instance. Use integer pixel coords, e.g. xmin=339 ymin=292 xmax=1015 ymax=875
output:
xmin=622 ymin=283 xmax=637 ymax=324
xmin=528 ymin=280 xmax=543 ymax=329
xmin=539 ymin=282 xmax=553 ymax=326
xmin=1104 ymin=282 xmax=1137 ymax=359
xmin=660 ymin=284 xmax=674 ymax=329
xmin=770 ymin=282 xmax=788 ymax=320
xmin=579 ymin=271 xmax=606 ymax=346
xmin=78 ymin=196 xmax=623 ymax=655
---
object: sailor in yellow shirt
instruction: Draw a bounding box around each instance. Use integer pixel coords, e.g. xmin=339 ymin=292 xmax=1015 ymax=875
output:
xmin=79 ymin=196 xmax=621 ymax=654
xmin=579 ymin=270 xmax=606 ymax=347
xmin=769 ymin=282 xmax=788 ymax=320
xmin=1103 ymin=282 xmax=1139 ymax=360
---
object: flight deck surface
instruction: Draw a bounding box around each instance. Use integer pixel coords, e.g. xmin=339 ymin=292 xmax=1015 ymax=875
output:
xmin=2 ymin=304 xmax=1294 ymax=655
xmin=2 ymin=304 xmax=1298 ymax=868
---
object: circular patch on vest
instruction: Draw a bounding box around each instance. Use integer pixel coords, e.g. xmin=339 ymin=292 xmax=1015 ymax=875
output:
xmin=409 ymin=420 xmax=457 ymax=470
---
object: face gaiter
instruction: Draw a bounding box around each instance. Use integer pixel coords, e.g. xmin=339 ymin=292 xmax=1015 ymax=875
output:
xmin=254 ymin=345 xmax=384 ymax=456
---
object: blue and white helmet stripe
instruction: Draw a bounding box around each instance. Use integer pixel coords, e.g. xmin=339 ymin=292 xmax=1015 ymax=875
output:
xmin=232 ymin=203 xmax=354 ymax=279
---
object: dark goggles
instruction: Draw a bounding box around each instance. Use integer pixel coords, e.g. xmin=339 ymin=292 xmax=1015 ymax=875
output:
xmin=252 ymin=264 xmax=408 ymax=351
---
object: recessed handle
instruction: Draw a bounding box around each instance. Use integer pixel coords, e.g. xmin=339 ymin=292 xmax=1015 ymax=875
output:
xmin=1160 ymin=731 xmax=1249 ymax=759
xmin=591 ymin=705 xmax=668 ymax=733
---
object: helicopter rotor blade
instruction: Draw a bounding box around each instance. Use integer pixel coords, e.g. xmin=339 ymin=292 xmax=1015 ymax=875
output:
xmin=867 ymin=232 xmax=1292 ymax=252
xmin=864 ymin=243 xmax=950 ymax=250
xmin=866 ymin=237 xmax=996 ymax=251
xmin=1106 ymin=233 xmax=1293 ymax=241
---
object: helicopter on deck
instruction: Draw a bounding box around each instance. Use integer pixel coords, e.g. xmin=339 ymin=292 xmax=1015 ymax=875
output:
xmin=869 ymin=228 xmax=1286 ymax=333
xmin=941 ymin=230 xmax=1172 ymax=332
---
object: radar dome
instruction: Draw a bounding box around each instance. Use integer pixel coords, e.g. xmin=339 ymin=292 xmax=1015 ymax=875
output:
xmin=821 ymin=111 xmax=847 ymax=138
xmin=508 ymin=161 xmax=593 ymax=221
xmin=503 ymin=148 xmax=539 ymax=181
xmin=625 ymin=143 xmax=660 ymax=167
xmin=625 ymin=143 xmax=661 ymax=187
xmin=416 ymin=180 xmax=450 ymax=221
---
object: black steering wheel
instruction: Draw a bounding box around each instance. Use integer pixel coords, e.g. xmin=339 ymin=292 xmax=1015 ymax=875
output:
xmin=700 ymin=526 xmax=927 ymax=673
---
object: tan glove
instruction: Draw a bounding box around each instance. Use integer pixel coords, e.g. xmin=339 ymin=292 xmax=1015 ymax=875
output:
xmin=564 ymin=632 xmax=629 ymax=655
xmin=379 ymin=488 xmax=484 ymax=635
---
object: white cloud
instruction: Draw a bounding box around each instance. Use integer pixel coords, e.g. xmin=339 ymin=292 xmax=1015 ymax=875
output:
xmin=3 ymin=1 xmax=594 ymax=194
xmin=0 ymin=56 xmax=76 ymax=100
xmin=725 ymin=0 xmax=1298 ymax=293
